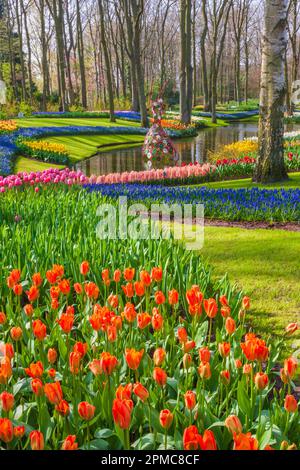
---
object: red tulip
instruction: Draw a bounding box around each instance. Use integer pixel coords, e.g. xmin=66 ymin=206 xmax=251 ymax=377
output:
xmin=159 ymin=409 xmax=173 ymax=429
xmin=30 ymin=430 xmax=44 ymax=450
xmin=78 ymin=401 xmax=95 ymax=421
xmin=112 ymin=398 xmax=133 ymax=429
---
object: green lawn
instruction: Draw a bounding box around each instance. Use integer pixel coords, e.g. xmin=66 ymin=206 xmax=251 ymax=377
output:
xmin=16 ymin=117 xmax=140 ymax=128
xmin=15 ymin=157 xmax=64 ymax=173
xmin=191 ymin=173 xmax=300 ymax=189
xmin=38 ymin=134 xmax=145 ymax=162
xmin=201 ymin=226 xmax=300 ymax=348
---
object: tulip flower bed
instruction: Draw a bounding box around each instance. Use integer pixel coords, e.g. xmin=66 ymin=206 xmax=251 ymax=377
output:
xmin=15 ymin=138 xmax=71 ymax=166
xmin=0 ymin=120 xmax=18 ymax=135
xmin=0 ymin=186 xmax=299 ymax=451
xmin=85 ymin=184 xmax=300 ymax=223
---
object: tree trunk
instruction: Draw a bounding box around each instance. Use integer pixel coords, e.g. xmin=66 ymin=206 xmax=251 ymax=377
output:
xmin=76 ymin=0 xmax=87 ymax=109
xmin=98 ymin=0 xmax=115 ymax=122
xmin=200 ymin=0 xmax=209 ymax=111
xmin=180 ymin=0 xmax=192 ymax=124
xmin=254 ymin=0 xmax=288 ymax=183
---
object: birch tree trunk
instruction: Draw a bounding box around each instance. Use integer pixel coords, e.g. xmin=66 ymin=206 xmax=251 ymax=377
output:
xmin=254 ymin=0 xmax=288 ymax=183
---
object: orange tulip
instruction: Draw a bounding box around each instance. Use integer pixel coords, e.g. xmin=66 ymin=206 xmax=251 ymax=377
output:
xmin=74 ymin=282 xmax=83 ymax=294
xmin=78 ymin=401 xmax=95 ymax=421
xmin=56 ymin=400 xmax=70 ymax=416
xmin=26 ymin=285 xmax=39 ymax=302
xmin=183 ymin=425 xmax=201 ymax=450
xmin=116 ymin=384 xmax=132 ymax=400
xmin=168 ymin=289 xmax=179 ymax=305
xmin=254 ymin=372 xmax=269 ymax=390
xmin=44 ymin=381 xmax=63 ymax=405
xmin=124 ymin=267 xmax=135 ymax=281
xmin=47 ymin=348 xmax=57 ymax=364
xmin=225 ymin=317 xmax=236 ymax=335
xmin=14 ymin=426 xmax=25 ymax=439
xmin=58 ymin=279 xmax=70 ymax=295
xmin=114 ymin=269 xmax=122 ymax=282
xmin=89 ymin=359 xmax=102 ymax=376
xmin=0 ymin=311 xmax=6 ymax=324
xmin=285 ymin=323 xmax=298 ymax=336
xmin=57 ymin=314 xmax=74 ymax=333
xmin=218 ymin=342 xmax=231 ymax=358
xmin=25 ymin=361 xmax=43 ymax=378
xmin=199 ymin=430 xmax=217 ymax=450
xmin=30 ymin=430 xmax=44 ymax=450
xmin=69 ymin=352 xmax=82 ymax=375
xmin=122 ymin=303 xmax=136 ymax=323
xmin=151 ymin=267 xmax=163 ymax=282
xmin=221 ymin=306 xmax=231 ymax=318
xmin=10 ymin=326 xmax=23 ymax=341
xmin=73 ymin=342 xmax=88 ymax=358
xmin=198 ymin=361 xmax=211 ymax=380
xmin=225 ymin=415 xmax=243 ymax=435
xmin=235 ymin=359 xmax=243 ymax=369
xmin=80 ymin=261 xmax=90 ymax=276
xmin=243 ymin=363 xmax=252 ymax=375
xmin=152 ymin=312 xmax=163 ymax=331
xmin=101 ymin=268 xmax=110 ymax=283
xmin=32 ymin=319 xmax=47 ymax=341
xmin=242 ymin=296 xmax=251 ymax=310
xmin=153 ymin=367 xmax=167 ymax=386
xmin=100 ymin=352 xmax=118 ymax=375
xmin=31 ymin=378 xmax=44 ymax=396
xmin=133 ymin=383 xmax=149 ymax=402
xmin=183 ymin=353 xmax=192 ymax=369
xmin=107 ymin=325 xmax=117 ymax=342
xmin=140 ymin=270 xmax=151 ymax=287
xmin=108 ymin=294 xmax=119 ymax=309
xmin=137 ymin=312 xmax=151 ymax=329
xmin=125 ymin=348 xmax=144 ymax=370
xmin=13 ymin=284 xmax=23 ymax=296
xmin=233 ymin=432 xmax=259 ymax=451
xmin=32 ymin=273 xmax=42 ymax=288
xmin=184 ymin=390 xmax=196 ymax=410
xmin=153 ymin=348 xmax=166 ymax=366
xmin=0 ymin=357 xmax=12 ymax=384
xmin=0 ymin=391 xmax=14 ymax=412
xmin=199 ymin=347 xmax=211 ymax=363
xmin=284 ymin=357 xmax=298 ymax=380
xmin=0 ymin=418 xmax=14 ymax=443
xmin=184 ymin=340 xmax=196 ymax=353
xmin=284 ymin=395 xmax=298 ymax=413
xmin=177 ymin=327 xmax=188 ymax=344
xmin=62 ymin=435 xmax=78 ymax=450
xmin=122 ymin=283 xmax=134 ymax=298
xmin=155 ymin=290 xmax=165 ymax=305
xmin=159 ymin=409 xmax=173 ymax=429
xmin=219 ymin=295 xmax=229 ymax=306
xmin=203 ymin=298 xmax=218 ymax=318
xmin=112 ymin=398 xmax=133 ymax=429
xmin=24 ymin=304 xmax=34 ymax=317
xmin=84 ymin=282 xmax=99 ymax=300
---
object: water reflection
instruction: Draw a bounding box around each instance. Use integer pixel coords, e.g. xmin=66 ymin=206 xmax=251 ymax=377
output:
xmin=76 ymin=122 xmax=299 ymax=177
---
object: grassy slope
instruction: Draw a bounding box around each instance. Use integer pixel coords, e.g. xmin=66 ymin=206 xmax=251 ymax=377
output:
xmin=202 ymin=226 xmax=300 ymax=345
xmin=16 ymin=117 xmax=140 ymax=128
xmin=190 ymin=173 xmax=300 ymax=190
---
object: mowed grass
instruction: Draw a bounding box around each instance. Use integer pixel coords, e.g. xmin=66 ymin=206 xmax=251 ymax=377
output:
xmin=38 ymin=134 xmax=145 ymax=162
xmin=201 ymin=226 xmax=300 ymax=348
xmin=191 ymin=173 xmax=300 ymax=189
xmin=16 ymin=117 xmax=140 ymax=128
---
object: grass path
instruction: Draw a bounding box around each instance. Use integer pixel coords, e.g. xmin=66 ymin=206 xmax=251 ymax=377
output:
xmin=202 ymin=226 xmax=300 ymax=346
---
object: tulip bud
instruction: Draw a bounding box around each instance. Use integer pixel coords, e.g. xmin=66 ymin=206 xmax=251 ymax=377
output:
xmin=159 ymin=409 xmax=173 ymax=429
xmin=220 ymin=370 xmax=230 ymax=385
xmin=10 ymin=326 xmax=23 ymax=341
xmin=184 ymin=391 xmax=196 ymax=410
xmin=183 ymin=353 xmax=192 ymax=369
xmin=225 ymin=317 xmax=236 ymax=335
xmin=0 ymin=391 xmax=14 ymax=412
xmin=284 ymin=395 xmax=298 ymax=413
xmin=30 ymin=430 xmax=44 ymax=450
xmin=254 ymin=372 xmax=269 ymax=390
xmin=47 ymin=348 xmax=57 ymax=364
xmin=225 ymin=415 xmax=243 ymax=435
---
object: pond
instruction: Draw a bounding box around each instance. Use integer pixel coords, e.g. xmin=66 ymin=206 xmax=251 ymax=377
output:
xmin=75 ymin=121 xmax=300 ymax=177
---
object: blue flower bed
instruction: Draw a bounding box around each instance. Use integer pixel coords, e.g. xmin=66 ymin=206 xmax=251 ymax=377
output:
xmin=32 ymin=110 xmax=141 ymax=122
xmin=192 ymin=109 xmax=259 ymax=120
xmin=84 ymin=183 xmax=300 ymax=222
